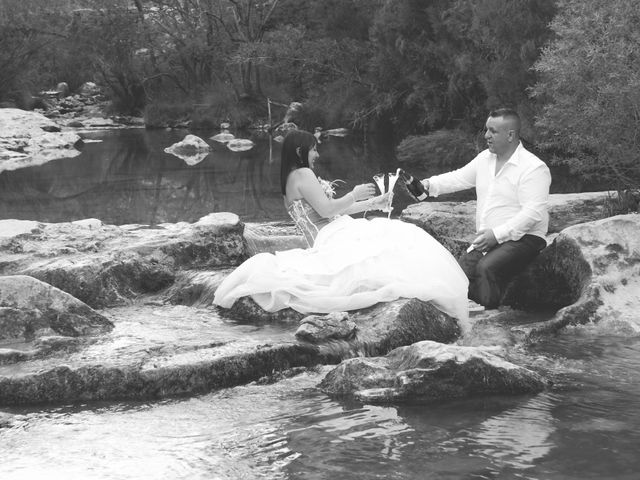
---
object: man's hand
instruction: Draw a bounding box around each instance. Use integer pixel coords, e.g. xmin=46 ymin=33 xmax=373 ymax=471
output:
xmin=471 ymin=229 xmax=498 ymax=252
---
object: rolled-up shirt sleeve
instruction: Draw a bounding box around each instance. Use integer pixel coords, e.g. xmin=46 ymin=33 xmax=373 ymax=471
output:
xmin=425 ymin=157 xmax=478 ymax=196
xmin=492 ymin=164 xmax=551 ymax=243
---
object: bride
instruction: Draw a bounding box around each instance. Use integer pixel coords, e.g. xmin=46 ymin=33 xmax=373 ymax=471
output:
xmin=213 ymin=130 xmax=469 ymax=320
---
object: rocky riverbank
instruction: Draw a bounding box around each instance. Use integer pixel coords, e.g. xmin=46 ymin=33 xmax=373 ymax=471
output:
xmin=0 ymin=93 xmax=143 ymax=173
xmin=1 ymin=191 xmax=637 ymax=407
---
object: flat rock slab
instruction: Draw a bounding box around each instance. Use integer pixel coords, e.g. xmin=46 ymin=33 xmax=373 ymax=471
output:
xmin=0 ymin=213 xmax=245 ymax=308
xmin=320 ymin=340 xmax=547 ymax=404
xmin=0 ymin=304 xmax=318 ymax=406
xmin=0 ymin=108 xmax=81 ymax=172
xmin=0 ymin=298 xmax=461 ymax=406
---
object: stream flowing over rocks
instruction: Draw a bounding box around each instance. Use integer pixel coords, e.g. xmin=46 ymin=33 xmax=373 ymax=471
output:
xmin=0 ymin=182 xmax=637 ymax=406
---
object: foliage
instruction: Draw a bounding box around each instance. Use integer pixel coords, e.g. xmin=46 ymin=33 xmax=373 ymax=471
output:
xmin=0 ymin=0 xmax=76 ymax=104
xmin=396 ymin=130 xmax=477 ymax=169
xmin=68 ymin=1 xmax=151 ymax=113
xmin=533 ymin=0 xmax=640 ymax=189
xmin=367 ymin=0 xmax=555 ymax=136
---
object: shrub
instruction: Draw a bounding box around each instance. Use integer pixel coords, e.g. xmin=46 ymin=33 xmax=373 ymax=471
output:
xmin=396 ymin=129 xmax=477 ymax=169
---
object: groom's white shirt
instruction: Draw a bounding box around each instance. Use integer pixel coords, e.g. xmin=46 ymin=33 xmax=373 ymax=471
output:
xmin=426 ymin=142 xmax=551 ymax=243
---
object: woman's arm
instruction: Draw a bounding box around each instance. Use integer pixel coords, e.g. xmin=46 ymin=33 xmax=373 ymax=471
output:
xmin=294 ymin=169 xmax=375 ymax=218
xmin=340 ymin=193 xmax=389 ymax=215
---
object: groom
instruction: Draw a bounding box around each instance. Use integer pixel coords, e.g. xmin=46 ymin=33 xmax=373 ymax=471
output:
xmin=421 ymin=108 xmax=551 ymax=309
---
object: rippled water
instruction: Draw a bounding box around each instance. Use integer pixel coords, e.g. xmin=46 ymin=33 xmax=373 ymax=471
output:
xmin=2 ymin=320 xmax=639 ymax=480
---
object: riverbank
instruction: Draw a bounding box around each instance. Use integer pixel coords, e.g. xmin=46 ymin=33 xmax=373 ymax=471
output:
xmin=1 ymin=191 xmax=638 ymax=406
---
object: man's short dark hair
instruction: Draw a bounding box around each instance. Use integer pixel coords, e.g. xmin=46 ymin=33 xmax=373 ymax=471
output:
xmin=489 ymin=108 xmax=521 ymax=135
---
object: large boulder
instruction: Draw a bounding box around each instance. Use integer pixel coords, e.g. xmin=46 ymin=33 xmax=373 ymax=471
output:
xmin=504 ymin=214 xmax=640 ymax=335
xmin=400 ymin=191 xmax=623 ymax=257
xmin=295 ymin=298 xmax=462 ymax=360
xmin=0 ymin=275 xmax=113 ymax=341
xmin=213 ymin=297 xmax=461 ymax=360
xmin=320 ymin=340 xmax=547 ymax=404
xmin=0 ymin=108 xmax=81 ymax=172
xmin=0 ymin=213 xmax=246 ymax=308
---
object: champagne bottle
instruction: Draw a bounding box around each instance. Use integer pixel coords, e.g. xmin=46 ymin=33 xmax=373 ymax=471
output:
xmin=399 ymin=169 xmax=429 ymax=201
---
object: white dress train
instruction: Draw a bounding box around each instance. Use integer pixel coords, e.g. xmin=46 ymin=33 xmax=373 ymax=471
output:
xmin=213 ymin=200 xmax=469 ymax=321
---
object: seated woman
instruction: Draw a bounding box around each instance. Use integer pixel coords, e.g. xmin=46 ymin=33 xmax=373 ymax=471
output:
xmin=213 ymin=130 xmax=469 ymax=320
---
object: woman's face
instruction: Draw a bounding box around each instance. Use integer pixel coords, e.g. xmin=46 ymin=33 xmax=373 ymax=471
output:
xmin=307 ymin=144 xmax=319 ymax=169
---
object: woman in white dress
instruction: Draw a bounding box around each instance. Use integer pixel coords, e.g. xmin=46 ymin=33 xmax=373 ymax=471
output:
xmin=213 ymin=130 xmax=469 ymax=320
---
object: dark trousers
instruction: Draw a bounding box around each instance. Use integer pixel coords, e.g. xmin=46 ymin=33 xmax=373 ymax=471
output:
xmin=458 ymin=234 xmax=546 ymax=309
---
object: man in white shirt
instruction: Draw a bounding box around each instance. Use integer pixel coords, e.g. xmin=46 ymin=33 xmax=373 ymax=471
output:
xmin=422 ymin=108 xmax=551 ymax=309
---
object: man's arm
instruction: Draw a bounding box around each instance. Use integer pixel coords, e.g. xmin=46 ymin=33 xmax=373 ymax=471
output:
xmin=422 ymin=156 xmax=479 ymax=197
xmin=492 ymin=164 xmax=551 ymax=243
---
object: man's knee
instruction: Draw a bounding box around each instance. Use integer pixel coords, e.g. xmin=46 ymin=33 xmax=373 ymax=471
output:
xmin=457 ymin=250 xmax=483 ymax=279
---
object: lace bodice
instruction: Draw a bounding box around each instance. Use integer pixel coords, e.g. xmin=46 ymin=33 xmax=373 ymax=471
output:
xmin=287 ymin=199 xmax=330 ymax=247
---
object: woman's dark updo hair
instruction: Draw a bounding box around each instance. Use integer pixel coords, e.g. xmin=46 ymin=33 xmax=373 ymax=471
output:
xmin=280 ymin=129 xmax=318 ymax=195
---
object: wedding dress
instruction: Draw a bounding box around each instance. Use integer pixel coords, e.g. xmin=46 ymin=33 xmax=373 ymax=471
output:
xmin=213 ymin=199 xmax=469 ymax=320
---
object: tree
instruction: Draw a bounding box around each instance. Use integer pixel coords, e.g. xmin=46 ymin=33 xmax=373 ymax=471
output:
xmin=68 ymin=1 xmax=151 ymax=113
xmin=533 ymin=0 xmax=640 ymax=190
xmin=367 ymin=0 xmax=555 ymax=136
xmin=0 ymin=0 xmax=74 ymax=103
xmin=206 ymin=0 xmax=282 ymax=98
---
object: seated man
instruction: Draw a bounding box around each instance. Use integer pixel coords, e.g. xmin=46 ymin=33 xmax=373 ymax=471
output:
xmin=422 ymin=108 xmax=551 ymax=309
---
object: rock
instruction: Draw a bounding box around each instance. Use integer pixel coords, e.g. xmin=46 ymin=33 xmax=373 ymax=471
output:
xmin=210 ymin=130 xmax=235 ymax=144
xmin=164 ymin=134 xmax=210 ymax=165
xmin=40 ymin=125 xmax=61 ymax=133
xmin=319 ymin=340 xmax=547 ymax=404
xmin=0 ymin=275 xmax=113 ymax=341
xmin=502 ymin=233 xmax=591 ymax=312
xmin=400 ymin=191 xmax=623 ymax=257
xmin=78 ymin=82 xmax=101 ymax=96
xmin=272 ymin=122 xmax=298 ymax=143
xmin=56 ymin=82 xmax=70 ymax=97
xmin=296 ymin=312 xmax=357 ymax=343
xmin=223 ymin=296 xmax=305 ymax=324
xmin=0 ymin=108 xmax=81 ymax=172
xmin=67 ymin=120 xmax=85 ymax=128
xmin=217 ymin=297 xmax=461 ymax=359
xmin=0 ymin=220 xmax=41 ymax=241
xmin=162 ymin=270 xmax=231 ymax=307
xmin=243 ymin=222 xmax=307 ymax=255
xmin=0 ymin=213 xmax=246 ymax=308
xmin=0 ymin=309 xmax=322 ymax=406
xmin=226 ymin=138 xmax=255 ymax=152
xmin=324 ymin=128 xmax=350 ymax=137
xmin=505 ymin=214 xmax=640 ymax=335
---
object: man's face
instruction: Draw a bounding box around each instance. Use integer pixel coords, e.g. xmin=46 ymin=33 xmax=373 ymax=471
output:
xmin=484 ymin=116 xmax=512 ymax=156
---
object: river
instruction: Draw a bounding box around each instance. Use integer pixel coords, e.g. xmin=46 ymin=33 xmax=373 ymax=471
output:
xmin=0 ymin=128 xmax=638 ymax=479
xmin=1 ymin=316 xmax=639 ymax=479
xmin=0 ymin=128 xmax=405 ymax=225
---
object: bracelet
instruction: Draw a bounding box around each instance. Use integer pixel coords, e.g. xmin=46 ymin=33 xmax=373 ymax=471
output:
xmin=348 ymin=192 xmax=356 ymax=203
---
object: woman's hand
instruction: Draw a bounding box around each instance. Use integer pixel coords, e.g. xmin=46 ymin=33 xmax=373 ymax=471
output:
xmin=367 ymin=192 xmax=391 ymax=211
xmin=352 ymin=183 xmax=376 ymax=201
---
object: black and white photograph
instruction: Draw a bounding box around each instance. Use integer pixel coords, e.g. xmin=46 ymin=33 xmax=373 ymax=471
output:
xmin=1 ymin=1 xmax=639 ymax=479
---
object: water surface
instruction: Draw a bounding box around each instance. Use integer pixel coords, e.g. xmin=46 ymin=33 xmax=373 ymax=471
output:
xmin=2 ymin=318 xmax=638 ymax=480
xmin=0 ymin=128 xmax=400 ymax=225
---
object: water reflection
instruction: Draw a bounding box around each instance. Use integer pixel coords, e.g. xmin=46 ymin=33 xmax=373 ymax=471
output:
xmin=0 ymin=128 xmax=397 ymax=226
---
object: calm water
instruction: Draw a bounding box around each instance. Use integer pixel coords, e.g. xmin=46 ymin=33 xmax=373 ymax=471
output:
xmin=1 ymin=316 xmax=639 ymax=480
xmin=0 ymin=128 xmax=405 ymax=225
xmin=1 ymin=129 xmax=638 ymax=479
